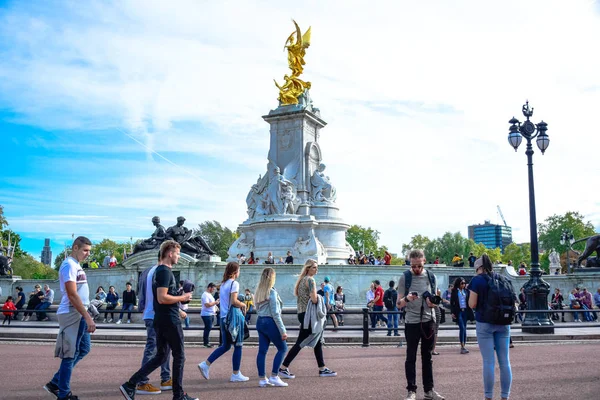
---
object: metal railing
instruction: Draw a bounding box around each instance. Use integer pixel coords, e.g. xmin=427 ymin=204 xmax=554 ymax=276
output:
xmin=2 ymin=307 xmax=599 ymax=347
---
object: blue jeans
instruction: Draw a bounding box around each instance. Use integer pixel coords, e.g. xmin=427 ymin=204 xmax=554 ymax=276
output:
xmin=35 ymin=302 xmax=52 ymax=320
xmin=476 ymin=322 xmax=512 ymax=399
xmin=51 ymin=317 xmax=91 ymax=398
xmin=372 ymin=305 xmax=388 ymax=328
xmin=207 ymin=318 xmax=243 ymax=371
xmin=202 ymin=316 xmax=213 ymax=346
xmin=256 ymin=316 xmax=288 ymax=377
xmin=119 ymin=303 xmax=134 ymax=320
xmin=458 ymin=310 xmax=468 ymax=345
xmin=139 ymin=319 xmax=171 ymax=384
xmin=387 ymin=307 xmax=399 ymax=335
xmin=246 ymin=305 xmax=254 ymax=324
xmin=570 ymin=305 xmax=580 ymax=321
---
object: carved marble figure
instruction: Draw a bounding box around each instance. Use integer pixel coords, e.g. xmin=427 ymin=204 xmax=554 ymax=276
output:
xmin=166 ymin=216 xmax=216 ymax=258
xmin=266 ymin=166 xmax=296 ymax=215
xmin=246 ymin=174 xmax=269 ymax=219
xmin=310 ymin=163 xmax=336 ymax=203
xmin=133 ymin=216 xmax=167 ymax=254
xmin=549 ymin=249 xmax=560 ymax=267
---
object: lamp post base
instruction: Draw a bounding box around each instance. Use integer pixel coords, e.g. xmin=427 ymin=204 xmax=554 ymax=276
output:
xmin=521 ymin=269 xmax=555 ymax=335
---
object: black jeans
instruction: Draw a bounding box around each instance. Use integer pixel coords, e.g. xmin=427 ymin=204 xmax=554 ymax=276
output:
xmin=405 ymin=321 xmax=435 ymax=393
xmin=201 ymin=316 xmax=213 ymax=346
xmin=129 ymin=321 xmax=186 ymax=399
xmin=282 ymin=312 xmax=325 ymax=368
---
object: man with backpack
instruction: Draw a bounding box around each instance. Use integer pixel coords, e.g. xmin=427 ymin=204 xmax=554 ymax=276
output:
xmin=468 ymin=254 xmax=516 ymax=400
xmin=396 ymin=249 xmax=445 ymax=400
xmin=383 ymin=280 xmax=399 ymax=337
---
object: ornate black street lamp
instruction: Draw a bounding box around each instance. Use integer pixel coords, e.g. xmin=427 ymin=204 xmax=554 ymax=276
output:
xmin=507 ymin=101 xmax=554 ymax=334
xmin=560 ymin=230 xmax=575 ymax=274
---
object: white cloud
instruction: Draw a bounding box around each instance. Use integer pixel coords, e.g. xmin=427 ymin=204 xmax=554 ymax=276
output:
xmin=1 ymin=0 xmax=599 ymax=255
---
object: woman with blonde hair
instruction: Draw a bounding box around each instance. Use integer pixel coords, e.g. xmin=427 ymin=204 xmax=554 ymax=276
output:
xmin=278 ymin=259 xmax=336 ymax=379
xmin=254 ymin=267 xmax=288 ymax=387
xmin=198 ymin=262 xmax=249 ymax=383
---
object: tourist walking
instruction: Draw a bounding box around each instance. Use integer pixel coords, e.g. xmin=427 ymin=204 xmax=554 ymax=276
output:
xmin=201 ymin=283 xmax=219 ymax=348
xmin=104 ymin=286 xmax=119 ymax=323
xmin=468 ymin=254 xmax=515 ymax=400
xmin=323 ymin=276 xmax=339 ymax=329
xmin=334 ymin=286 xmax=345 ymax=326
xmin=133 ymin=254 xmax=172 ymax=396
xmin=278 ymin=259 xmax=337 ymax=379
xmin=254 ymin=267 xmax=289 ymax=387
xmin=119 ymin=240 xmax=197 ymax=400
xmin=198 ymin=262 xmax=250 ymax=383
xmin=43 ymin=236 xmax=96 ymax=400
xmin=117 ymin=282 xmax=136 ymax=324
xmin=450 ymin=277 xmax=470 ymax=354
xmin=383 ymin=280 xmax=399 ymax=336
xmin=396 ymin=249 xmax=445 ymax=400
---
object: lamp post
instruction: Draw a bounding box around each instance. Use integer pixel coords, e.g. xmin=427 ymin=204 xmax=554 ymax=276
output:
xmin=560 ymin=230 xmax=575 ymax=274
xmin=507 ymin=101 xmax=554 ymax=334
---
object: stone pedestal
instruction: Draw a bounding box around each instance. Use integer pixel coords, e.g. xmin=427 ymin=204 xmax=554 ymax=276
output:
xmin=228 ymin=96 xmax=354 ymax=265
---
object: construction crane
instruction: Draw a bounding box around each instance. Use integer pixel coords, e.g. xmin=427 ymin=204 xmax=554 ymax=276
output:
xmin=497 ymin=205 xmax=508 ymax=227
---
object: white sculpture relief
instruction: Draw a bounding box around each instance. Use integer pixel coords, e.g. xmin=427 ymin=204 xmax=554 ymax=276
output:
xmin=310 ymin=163 xmax=337 ymax=204
xmin=246 ymin=163 xmax=298 ymax=218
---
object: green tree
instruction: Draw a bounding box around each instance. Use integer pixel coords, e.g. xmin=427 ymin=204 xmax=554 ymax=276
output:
xmin=0 ymin=205 xmax=8 ymax=230
xmin=12 ymin=253 xmax=58 ymax=279
xmin=538 ymin=211 xmax=597 ymax=270
xmin=54 ymin=246 xmax=71 ymax=270
xmin=470 ymin=242 xmax=503 ymax=263
xmin=401 ymin=234 xmax=431 ymax=256
xmin=424 ymin=232 xmax=471 ymax=265
xmin=501 ymin=242 xmax=531 ymax=267
xmin=195 ymin=221 xmax=238 ymax=260
xmin=89 ymin=238 xmax=129 ymax=265
xmin=346 ymin=225 xmax=380 ymax=254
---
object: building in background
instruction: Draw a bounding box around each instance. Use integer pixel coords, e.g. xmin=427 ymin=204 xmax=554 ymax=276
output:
xmin=41 ymin=238 xmax=52 ymax=266
xmin=468 ymin=220 xmax=512 ymax=252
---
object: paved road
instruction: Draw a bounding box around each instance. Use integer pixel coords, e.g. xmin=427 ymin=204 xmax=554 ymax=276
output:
xmin=1 ymin=341 xmax=599 ymax=400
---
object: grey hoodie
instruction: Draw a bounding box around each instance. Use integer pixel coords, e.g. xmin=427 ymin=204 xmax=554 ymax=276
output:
xmin=301 ymin=294 xmax=326 ymax=348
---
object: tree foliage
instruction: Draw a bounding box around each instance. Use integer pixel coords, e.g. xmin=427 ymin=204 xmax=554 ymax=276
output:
xmin=501 ymin=242 xmax=531 ymax=267
xmin=0 ymin=205 xmax=8 ymax=230
xmin=346 ymin=225 xmax=380 ymax=254
xmin=401 ymin=234 xmax=431 ymax=256
xmin=195 ymin=221 xmax=238 ymax=260
xmin=423 ymin=232 xmax=472 ymax=264
xmin=12 ymin=253 xmax=58 ymax=279
xmin=1 ymin=229 xmax=27 ymax=257
xmin=538 ymin=211 xmax=597 ymax=269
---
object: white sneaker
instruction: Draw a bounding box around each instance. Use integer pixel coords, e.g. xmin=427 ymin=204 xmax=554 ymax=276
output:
xmin=127 ymin=319 xmax=131 ymax=324
xmin=259 ymin=378 xmax=274 ymax=387
xmin=268 ymin=376 xmax=288 ymax=387
xmin=424 ymin=388 xmax=445 ymax=400
xmin=103 ymin=318 xmax=107 ymax=323
xmin=197 ymin=361 xmax=210 ymax=380
xmin=108 ymin=318 xmax=113 ymax=323
xmin=405 ymin=391 xmax=417 ymax=400
xmin=116 ymin=320 xmax=122 ymax=325
xmin=230 ymin=372 xmax=249 ymax=382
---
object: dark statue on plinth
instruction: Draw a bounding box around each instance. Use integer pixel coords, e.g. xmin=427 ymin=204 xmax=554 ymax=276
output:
xmin=133 ymin=216 xmax=167 ymax=254
xmin=166 ymin=216 xmax=216 ymax=258
xmin=0 ymin=254 xmax=13 ymax=276
xmin=575 ymin=234 xmax=600 ymax=268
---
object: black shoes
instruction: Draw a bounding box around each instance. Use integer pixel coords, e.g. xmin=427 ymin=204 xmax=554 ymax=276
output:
xmin=120 ymin=382 xmax=136 ymax=400
xmin=178 ymin=394 xmax=199 ymax=400
xmin=43 ymin=381 xmax=59 ymax=398
xmin=58 ymin=393 xmax=78 ymax=400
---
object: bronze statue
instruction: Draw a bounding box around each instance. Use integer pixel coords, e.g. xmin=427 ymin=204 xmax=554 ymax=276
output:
xmin=132 ymin=216 xmax=167 ymax=254
xmin=574 ymin=234 xmax=600 ymax=267
xmin=166 ymin=216 xmax=216 ymax=258
xmin=0 ymin=254 xmax=12 ymax=276
xmin=274 ymin=20 xmax=312 ymax=105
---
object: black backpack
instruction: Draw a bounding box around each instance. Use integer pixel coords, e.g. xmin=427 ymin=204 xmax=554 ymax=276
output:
xmin=383 ymin=288 xmax=397 ymax=309
xmin=481 ymin=273 xmax=516 ymax=325
xmin=402 ymin=269 xmax=436 ymax=296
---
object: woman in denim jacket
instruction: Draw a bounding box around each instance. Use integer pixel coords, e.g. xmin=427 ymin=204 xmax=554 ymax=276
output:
xmin=254 ymin=267 xmax=288 ymax=387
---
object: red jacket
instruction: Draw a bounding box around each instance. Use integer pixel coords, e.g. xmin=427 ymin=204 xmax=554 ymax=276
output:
xmin=384 ymin=254 xmax=391 ymax=265
xmin=2 ymin=301 xmax=16 ymax=317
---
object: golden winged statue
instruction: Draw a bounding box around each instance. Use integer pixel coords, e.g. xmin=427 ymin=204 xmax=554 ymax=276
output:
xmin=274 ymin=20 xmax=311 ymax=105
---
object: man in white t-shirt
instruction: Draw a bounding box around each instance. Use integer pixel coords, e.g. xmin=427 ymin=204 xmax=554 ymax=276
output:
xmin=201 ymin=283 xmax=219 ymax=348
xmin=44 ymin=236 xmax=95 ymax=400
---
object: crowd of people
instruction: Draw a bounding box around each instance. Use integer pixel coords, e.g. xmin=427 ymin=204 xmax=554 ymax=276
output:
xmin=234 ymin=251 xmax=294 ymax=265
xmin=3 ymin=239 xmax=600 ymax=400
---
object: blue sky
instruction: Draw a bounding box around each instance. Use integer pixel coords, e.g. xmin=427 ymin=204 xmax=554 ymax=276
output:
xmin=1 ymin=0 xmax=599 ymax=261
